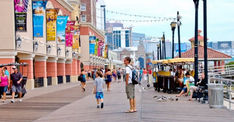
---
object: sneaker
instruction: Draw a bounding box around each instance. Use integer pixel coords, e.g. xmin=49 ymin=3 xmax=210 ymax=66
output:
xmin=2 ymin=100 xmax=5 ymax=103
xmin=97 ymin=105 xmax=100 ymax=108
xmin=101 ymin=103 xmax=104 ymax=109
xmin=19 ymin=99 xmax=22 ymax=102
xmin=11 ymin=100 xmax=15 ymax=103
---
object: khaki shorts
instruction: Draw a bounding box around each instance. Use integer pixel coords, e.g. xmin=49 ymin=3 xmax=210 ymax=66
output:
xmin=126 ymin=83 xmax=135 ymax=99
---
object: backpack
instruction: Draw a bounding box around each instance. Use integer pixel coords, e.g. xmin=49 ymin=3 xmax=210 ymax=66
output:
xmin=127 ymin=66 xmax=139 ymax=85
xmin=78 ymin=74 xmax=83 ymax=81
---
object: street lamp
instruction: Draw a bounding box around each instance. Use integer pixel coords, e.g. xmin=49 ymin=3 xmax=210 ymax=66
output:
xmin=16 ymin=37 xmax=22 ymax=48
xmin=33 ymin=41 xmax=39 ymax=52
xmin=65 ymin=49 xmax=69 ymax=57
xmin=203 ymin=0 xmax=208 ymax=85
xmin=193 ymin=0 xmax=200 ymax=85
xmin=57 ymin=47 xmax=61 ymax=56
xmin=177 ymin=11 xmax=182 ymax=58
xmin=162 ymin=33 xmax=166 ymax=59
xmin=47 ymin=45 xmax=51 ymax=54
xmin=170 ymin=22 xmax=177 ymax=58
xmin=157 ymin=44 xmax=160 ymax=60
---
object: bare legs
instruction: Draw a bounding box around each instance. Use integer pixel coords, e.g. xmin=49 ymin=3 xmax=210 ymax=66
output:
xmin=81 ymin=82 xmax=86 ymax=92
xmin=106 ymin=82 xmax=111 ymax=91
xmin=128 ymin=98 xmax=136 ymax=112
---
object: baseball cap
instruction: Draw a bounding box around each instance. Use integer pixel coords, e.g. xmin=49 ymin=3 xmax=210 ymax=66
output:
xmin=12 ymin=66 xmax=16 ymax=69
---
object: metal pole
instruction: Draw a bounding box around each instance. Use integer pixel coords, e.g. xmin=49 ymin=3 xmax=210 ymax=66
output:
xmin=163 ymin=33 xmax=166 ymax=59
xmin=203 ymin=0 xmax=208 ymax=85
xmin=194 ymin=0 xmax=199 ymax=85
xmin=177 ymin=11 xmax=181 ymax=58
xmin=172 ymin=29 xmax=175 ymax=58
xmin=160 ymin=40 xmax=162 ymax=60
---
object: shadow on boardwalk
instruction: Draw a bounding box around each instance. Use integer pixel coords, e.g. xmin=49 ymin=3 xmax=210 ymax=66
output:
xmin=34 ymin=82 xmax=234 ymax=122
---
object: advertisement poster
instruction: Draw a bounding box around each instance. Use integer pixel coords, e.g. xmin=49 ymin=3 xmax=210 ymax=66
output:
xmin=65 ymin=21 xmax=75 ymax=47
xmin=103 ymin=45 xmax=108 ymax=58
xmin=32 ymin=0 xmax=47 ymax=37
xmin=15 ymin=13 xmax=27 ymax=32
xmin=89 ymin=43 xmax=95 ymax=54
xmin=73 ymin=35 xmax=79 ymax=49
xmin=98 ymin=40 xmax=104 ymax=57
xmin=57 ymin=16 xmax=68 ymax=42
xmin=46 ymin=9 xmax=58 ymax=41
xmin=14 ymin=0 xmax=29 ymax=32
xmin=94 ymin=39 xmax=99 ymax=56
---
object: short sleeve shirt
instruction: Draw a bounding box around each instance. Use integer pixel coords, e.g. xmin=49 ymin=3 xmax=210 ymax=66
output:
xmin=10 ymin=72 xmax=22 ymax=86
xmin=94 ymin=77 xmax=105 ymax=92
xmin=125 ymin=65 xmax=132 ymax=84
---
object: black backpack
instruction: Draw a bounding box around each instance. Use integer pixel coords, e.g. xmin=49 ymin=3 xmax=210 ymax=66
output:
xmin=127 ymin=66 xmax=139 ymax=85
xmin=78 ymin=75 xmax=83 ymax=81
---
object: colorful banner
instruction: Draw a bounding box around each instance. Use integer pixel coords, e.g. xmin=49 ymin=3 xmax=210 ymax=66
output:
xmin=32 ymin=0 xmax=47 ymax=37
xmin=57 ymin=16 xmax=68 ymax=42
xmin=65 ymin=21 xmax=75 ymax=47
xmin=89 ymin=43 xmax=95 ymax=54
xmin=94 ymin=39 xmax=99 ymax=56
xmin=103 ymin=45 xmax=108 ymax=58
xmin=14 ymin=0 xmax=29 ymax=32
xmin=98 ymin=40 xmax=104 ymax=57
xmin=46 ymin=9 xmax=58 ymax=41
xmin=14 ymin=0 xmax=29 ymax=13
xmin=73 ymin=34 xmax=79 ymax=49
xmin=15 ymin=13 xmax=27 ymax=32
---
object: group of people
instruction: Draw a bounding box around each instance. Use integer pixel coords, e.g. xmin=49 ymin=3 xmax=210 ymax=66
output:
xmin=0 ymin=66 xmax=23 ymax=103
xmin=78 ymin=57 xmax=137 ymax=112
xmin=172 ymin=66 xmax=207 ymax=101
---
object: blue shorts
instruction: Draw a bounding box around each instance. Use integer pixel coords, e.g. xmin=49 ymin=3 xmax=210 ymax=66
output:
xmin=0 ymin=86 xmax=8 ymax=93
xmin=96 ymin=92 xmax=104 ymax=99
xmin=182 ymin=87 xmax=187 ymax=92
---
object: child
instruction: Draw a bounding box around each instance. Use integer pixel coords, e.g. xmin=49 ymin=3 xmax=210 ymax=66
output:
xmin=93 ymin=71 xmax=105 ymax=109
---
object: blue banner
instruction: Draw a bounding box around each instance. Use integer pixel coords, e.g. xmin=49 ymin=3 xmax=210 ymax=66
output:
xmin=32 ymin=1 xmax=47 ymax=37
xmin=89 ymin=43 xmax=95 ymax=54
xmin=57 ymin=16 xmax=68 ymax=42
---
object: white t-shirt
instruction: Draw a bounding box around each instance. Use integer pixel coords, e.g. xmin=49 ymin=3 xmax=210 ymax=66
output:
xmin=125 ymin=65 xmax=132 ymax=84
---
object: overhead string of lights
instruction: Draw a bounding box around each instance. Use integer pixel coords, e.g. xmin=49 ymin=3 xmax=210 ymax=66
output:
xmin=96 ymin=8 xmax=176 ymax=23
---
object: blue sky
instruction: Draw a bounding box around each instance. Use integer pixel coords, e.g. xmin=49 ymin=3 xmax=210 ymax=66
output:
xmin=104 ymin=0 xmax=234 ymax=43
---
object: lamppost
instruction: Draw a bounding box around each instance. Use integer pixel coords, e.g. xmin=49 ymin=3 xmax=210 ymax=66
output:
xmin=203 ymin=0 xmax=208 ymax=84
xmin=162 ymin=33 xmax=166 ymax=59
xmin=193 ymin=0 xmax=200 ymax=85
xmin=170 ymin=22 xmax=177 ymax=58
xmin=177 ymin=11 xmax=182 ymax=58
xmin=157 ymin=44 xmax=160 ymax=60
xmin=160 ymin=40 xmax=162 ymax=60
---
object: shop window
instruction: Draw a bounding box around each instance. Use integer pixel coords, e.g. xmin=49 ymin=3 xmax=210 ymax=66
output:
xmin=66 ymin=75 xmax=71 ymax=83
xmin=80 ymin=3 xmax=86 ymax=11
xmin=57 ymin=76 xmax=63 ymax=84
xmin=47 ymin=76 xmax=52 ymax=86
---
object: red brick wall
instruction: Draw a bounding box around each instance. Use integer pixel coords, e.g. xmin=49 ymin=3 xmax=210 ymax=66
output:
xmin=49 ymin=0 xmax=71 ymax=17
xmin=81 ymin=0 xmax=91 ymax=23
xmin=57 ymin=63 xmax=65 ymax=76
xmin=47 ymin=62 xmax=57 ymax=77
xmin=20 ymin=60 xmax=33 ymax=79
xmin=65 ymin=63 xmax=72 ymax=75
xmin=72 ymin=59 xmax=77 ymax=76
xmin=35 ymin=61 xmax=46 ymax=78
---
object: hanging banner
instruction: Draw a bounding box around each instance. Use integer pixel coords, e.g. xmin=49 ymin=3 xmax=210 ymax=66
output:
xmin=14 ymin=0 xmax=29 ymax=32
xmin=46 ymin=9 xmax=58 ymax=41
xmin=57 ymin=16 xmax=68 ymax=42
xmin=89 ymin=43 xmax=95 ymax=54
xmin=103 ymin=45 xmax=108 ymax=58
xmin=94 ymin=39 xmax=99 ymax=56
xmin=32 ymin=0 xmax=47 ymax=37
xmin=65 ymin=21 xmax=75 ymax=47
xmin=15 ymin=0 xmax=29 ymax=13
xmin=73 ymin=34 xmax=79 ymax=49
xmin=15 ymin=13 xmax=27 ymax=32
xmin=98 ymin=40 xmax=104 ymax=57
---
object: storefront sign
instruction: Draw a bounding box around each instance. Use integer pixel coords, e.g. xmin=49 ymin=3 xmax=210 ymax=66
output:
xmin=57 ymin=16 xmax=68 ymax=42
xmin=46 ymin=9 xmax=58 ymax=41
xmin=32 ymin=0 xmax=47 ymax=37
xmin=65 ymin=21 xmax=75 ymax=47
xmin=14 ymin=0 xmax=29 ymax=32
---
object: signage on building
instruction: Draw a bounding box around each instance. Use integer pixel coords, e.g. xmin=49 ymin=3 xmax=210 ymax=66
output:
xmin=98 ymin=40 xmax=104 ymax=57
xmin=15 ymin=13 xmax=27 ymax=32
xmin=46 ymin=9 xmax=58 ymax=41
xmin=56 ymin=16 xmax=68 ymax=42
xmin=65 ymin=21 xmax=75 ymax=47
xmin=218 ymin=41 xmax=232 ymax=49
xmin=73 ymin=34 xmax=79 ymax=49
xmin=14 ymin=0 xmax=29 ymax=32
xmin=32 ymin=0 xmax=47 ymax=37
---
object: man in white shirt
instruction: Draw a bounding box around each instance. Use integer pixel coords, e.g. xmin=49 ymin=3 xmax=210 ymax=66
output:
xmin=124 ymin=57 xmax=136 ymax=113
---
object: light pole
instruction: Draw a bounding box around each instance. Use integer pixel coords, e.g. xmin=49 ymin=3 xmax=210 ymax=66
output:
xmin=162 ymin=33 xmax=166 ymax=59
xmin=160 ymin=40 xmax=162 ymax=60
xmin=203 ymin=0 xmax=208 ymax=84
xmin=170 ymin=22 xmax=177 ymax=59
xmin=177 ymin=11 xmax=182 ymax=58
xmin=193 ymin=0 xmax=200 ymax=85
xmin=157 ymin=44 xmax=160 ymax=60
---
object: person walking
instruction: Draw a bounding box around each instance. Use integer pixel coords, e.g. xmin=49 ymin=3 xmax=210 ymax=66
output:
xmin=10 ymin=66 xmax=23 ymax=103
xmin=105 ymin=69 xmax=112 ymax=91
xmin=0 ymin=69 xmax=9 ymax=103
xmin=79 ymin=69 xmax=87 ymax=92
xmin=124 ymin=57 xmax=136 ymax=113
xmin=117 ymin=68 xmax=122 ymax=82
xmin=93 ymin=71 xmax=105 ymax=109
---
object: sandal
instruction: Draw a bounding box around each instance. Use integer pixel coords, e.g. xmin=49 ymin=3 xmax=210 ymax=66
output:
xmin=126 ymin=110 xmax=134 ymax=113
xmin=133 ymin=109 xmax=137 ymax=112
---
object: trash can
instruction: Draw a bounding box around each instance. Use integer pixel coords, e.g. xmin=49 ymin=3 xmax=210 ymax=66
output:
xmin=208 ymin=84 xmax=224 ymax=108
